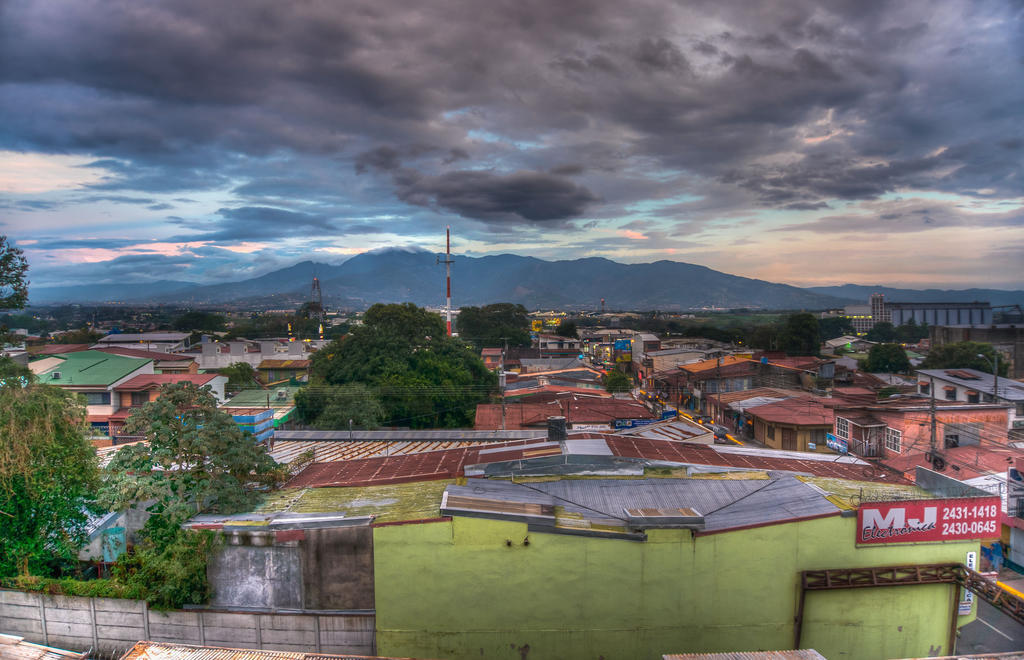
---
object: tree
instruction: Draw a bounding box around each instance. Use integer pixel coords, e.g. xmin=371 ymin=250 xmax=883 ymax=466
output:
xmin=778 ymin=313 xmax=820 ymax=356
xmin=172 ymin=311 xmax=227 ymax=333
xmin=865 ymin=322 xmax=898 ymax=343
xmin=313 ymin=384 xmax=386 ymax=430
xmin=895 ymin=319 xmax=929 ymax=343
xmin=0 ymin=236 xmax=28 ymax=310
xmin=0 ymin=365 xmax=99 ymax=577
xmin=220 ymin=361 xmax=258 ymax=390
xmin=54 ymin=327 xmax=104 ymax=344
xmin=818 ymin=316 xmax=855 ymax=341
xmin=310 ymin=303 xmax=497 ymax=428
xmin=864 ymin=343 xmax=911 ymax=373
xmin=603 ymin=369 xmax=632 ymax=393
xmin=919 ymin=341 xmax=1008 ymax=375
xmin=100 ymin=383 xmax=283 ymax=547
xmin=555 ymin=320 xmax=579 ymax=339
xmin=456 ymin=303 xmax=531 ymax=349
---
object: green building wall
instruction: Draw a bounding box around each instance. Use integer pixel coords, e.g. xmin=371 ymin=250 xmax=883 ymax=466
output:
xmin=373 ymin=514 xmax=978 ymax=660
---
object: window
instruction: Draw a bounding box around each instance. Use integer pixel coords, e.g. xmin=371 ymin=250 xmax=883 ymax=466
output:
xmin=83 ymin=392 xmax=110 ymax=406
xmin=966 ymin=391 xmax=979 ymax=404
xmin=810 ymin=429 xmax=826 ymax=446
xmin=944 ymin=387 xmax=956 ymax=401
xmin=885 ymin=427 xmax=902 ymax=453
xmin=130 ymin=391 xmax=149 ymax=407
xmin=919 ymin=382 xmax=930 ymax=395
xmin=835 ymin=417 xmax=850 ymax=440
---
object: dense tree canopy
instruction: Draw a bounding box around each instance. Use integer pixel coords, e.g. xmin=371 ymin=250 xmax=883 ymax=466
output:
xmin=100 ymin=383 xmax=283 ymax=546
xmin=818 ymin=316 xmax=855 ymax=341
xmin=0 ymin=236 xmax=28 ymax=310
xmin=603 ymin=369 xmax=632 ymax=393
xmin=220 ymin=361 xmax=258 ymax=390
xmin=863 ymin=343 xmax=911 ymax=373
xmin=310 ymin=303 xmax=497 ymax=428
xmin=778 ymin=313 xmax=820 ymax=356
xmin=0 ymin=364 xmax=99 ymax=577
xmin=555 ymin=320 xmax=579 ymax=339
xmin=919 ymin=341 xmax=1008 ymax=375
xmin=865 ymin=322 xmax=898 ymax=343
xmin=295 ymin=383 xmax=386 ymax=429
xmin=456 ymin=303 xmax=531 ymax=349
xmin=172 ymin=311 xmax=227 ymax=333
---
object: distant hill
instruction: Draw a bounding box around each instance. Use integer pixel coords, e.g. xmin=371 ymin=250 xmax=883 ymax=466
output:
xmin=28 ymin=250 xmax=852 ymax=310
xmin=803 ymin=285 xmax=1024 ymax=308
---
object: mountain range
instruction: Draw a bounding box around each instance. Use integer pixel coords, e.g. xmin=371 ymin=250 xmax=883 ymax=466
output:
xmin=27 ymin=250 xmax=1024 ymax=311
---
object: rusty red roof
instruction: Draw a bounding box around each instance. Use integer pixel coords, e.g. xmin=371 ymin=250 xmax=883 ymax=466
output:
xmin=744 ymin=399 xmax=834 ymax=426
xmin=881 ymin=444 xmax=1023 ymax=480
xmin=476 ymin=397 xmax=654 ymax=429
xmin=115 ymin=373 xmax=219 ymax=391
xmin=28 ymin=343 xmax=91 ymax=355
xmin=604 ymin=436 xmax=907 ymax=483
xmin=94 ymin=346 xmax=195 ymax=361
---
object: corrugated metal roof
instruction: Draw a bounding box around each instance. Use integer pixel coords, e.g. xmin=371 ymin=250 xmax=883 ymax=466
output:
xmin=118 ymin=641 xmax=404 ymax=660
xmin=275 ymin=430 xmax=541 ymax=441
xmin=443 ymin=476 xmax=837 ymax=533
xmin=562 ymin=438 xmax=613 ymax=455
xmin=270 ymin=439 xmax=511 ymax=464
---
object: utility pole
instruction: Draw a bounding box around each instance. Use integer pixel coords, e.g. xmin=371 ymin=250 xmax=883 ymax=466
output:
xmin=500 ymin=337 xmax=508 ymax=431
xmin=929 ymin=376 xmax=937 ymax=456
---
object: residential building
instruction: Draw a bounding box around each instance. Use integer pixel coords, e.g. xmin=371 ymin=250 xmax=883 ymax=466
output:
xmin=256 ymin=358 xmax=311 ymax=384
xmin=745 ymin=398 xmax=834 ymax=453
xmin=917 ymin=367 xmax=1024 ymax=431
xmin=94 ymin=332 xmax=192 ymax=353
xmin=535 ymin=333 xmax=582 ymax=358
xmin=33 ymin=350 xmax=154 ymax=436
xmin=832 ymin=397 xmax=1011 ymax=467
xmin=481 ymin=347 xmax=502 ymax=370
xmin=823 ymin=335 xmax=875 ymax=354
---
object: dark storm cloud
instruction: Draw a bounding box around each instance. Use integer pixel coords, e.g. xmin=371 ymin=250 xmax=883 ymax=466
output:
xmin=0 ymin=0 xmax=1021 ymax=258
xmin=394 ymin=169 xmax=598 ymax=224
xmin=24 ymin=237 xmax=154 ymax=250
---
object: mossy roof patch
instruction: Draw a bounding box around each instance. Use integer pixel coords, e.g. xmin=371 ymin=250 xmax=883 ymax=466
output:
xmin=798 ymin=476 xmax=931 ymax=510
xmin=256 ymin=480 xmax=453 ymax=523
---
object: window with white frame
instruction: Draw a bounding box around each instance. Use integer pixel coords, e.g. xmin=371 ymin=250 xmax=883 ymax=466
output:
xmin=885 ymin=427 xmax=902 ymax=453
xmin=835 ymin=417 xmax=850 ymax=440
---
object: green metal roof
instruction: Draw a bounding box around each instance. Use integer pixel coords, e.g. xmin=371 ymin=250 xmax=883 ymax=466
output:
xmin=225 ymin=385 xmax=302 ymax=408
xmin=37 ymin=350 xmax=152 ymax=386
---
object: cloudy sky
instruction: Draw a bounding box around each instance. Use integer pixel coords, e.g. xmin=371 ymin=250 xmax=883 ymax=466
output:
xmin=1 ymin=0 xmax=1022 ymax=290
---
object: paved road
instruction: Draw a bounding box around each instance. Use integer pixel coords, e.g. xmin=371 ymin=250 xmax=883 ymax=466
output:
xmin=957 ymin=599 xmax=1024 ymax=655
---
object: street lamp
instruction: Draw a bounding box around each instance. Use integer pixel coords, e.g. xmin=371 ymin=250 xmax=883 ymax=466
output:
xmin=977 ymin=353 xmax=999 ymax=403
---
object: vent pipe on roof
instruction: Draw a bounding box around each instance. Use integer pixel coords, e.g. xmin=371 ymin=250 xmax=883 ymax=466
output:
xmin=547 ymin=416 xmax=567 ymax=443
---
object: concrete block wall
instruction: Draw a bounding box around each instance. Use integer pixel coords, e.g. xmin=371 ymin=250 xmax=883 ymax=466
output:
xmin=0 ymin=589 xmax=375 ymax=657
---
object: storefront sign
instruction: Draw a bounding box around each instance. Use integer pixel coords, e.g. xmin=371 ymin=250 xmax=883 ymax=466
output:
xmin=959 ymin=551 xmax=977 ymax=614
xmin=857 ymin=497 xmax=1000 ymax=545
xmin=614 ymin=418 xmax=656 ymax=429
xmin=571 ymin=423 xmax=612 ymax=431
xmin=826 ymin=432 xmax=848 ymax=454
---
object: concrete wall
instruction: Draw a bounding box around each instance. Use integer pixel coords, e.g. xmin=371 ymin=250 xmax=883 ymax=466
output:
xmin=373 ymin=514 xmax=978 ymax=660
xmin=302 ymin=527 xmax=374 ymax=611
xmin=208 ymin=544 xmax=303 ymax=610
xmin=0 ymin=590 xmax=375 ymax=658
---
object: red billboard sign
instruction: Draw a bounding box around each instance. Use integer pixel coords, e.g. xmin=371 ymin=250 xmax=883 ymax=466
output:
xmin=857 ymin=497 xmax=1000 ymax=545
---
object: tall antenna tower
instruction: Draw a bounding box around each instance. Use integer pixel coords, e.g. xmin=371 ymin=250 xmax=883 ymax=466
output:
xmin=437 ymin=226 xmax=454 ymax=336
xmin=310 ymin=272 xmax=325 ymax=339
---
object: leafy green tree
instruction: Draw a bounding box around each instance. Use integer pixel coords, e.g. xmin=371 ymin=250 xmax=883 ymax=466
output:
xmin=0 ymin=367 xmax=99 ymax=577
xmin=172 ymin=311 xmax=227 ymax=333
xmin=0 ymin=236 xmax=28 ymax=310
xmin=603 ymin=369 xmax=633 ymax=393
xmin=220 ymin=361 xmax=259 ymax=390
xmin=456 ymin=303 xmax=531 ymax=349
xmin=778 ymin=313 xmax=820 ymax=356
xmin=295 ymin=384 xmax=386 ymax=429
xmin=895 ymin=319 xmax=929 ymax=343
xmin=310 ymin=303 xmax=497 ymax=428
xmin=864 ymin=343 xmax=911 ymax=373
xmin=555 ymin=320 xmax=579 ymax=338
xmin=865 ymin=321 xmax=898 ymax=343
xmin=100 ymin=383 xmax=283 ymax=548
xmin=920 ymin=341 xmax=1008 ymax=375
xmin=746 ymin=324 xmax=780 ymax=350
xmin=818 ymin=316 xmax=855 ymax=341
